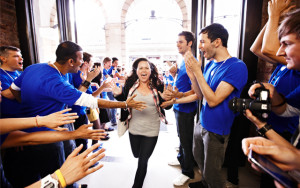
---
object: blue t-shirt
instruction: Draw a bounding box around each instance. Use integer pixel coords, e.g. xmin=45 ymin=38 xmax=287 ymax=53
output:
xmin=69 ymin=71 xmax=93 ymax=115
xmin=0 ymin=134 xmax=8 ymax=146
xmin=286 ymin=85 xmax=300 ymax=109
xmin=200 ymin=57 xmax=248 ymax=135
xmin=14 ymin=63 xmax=82 ymax=132
xmin=267 ymin=64 xmax=300 ymax=134
xmin=173 ymin=60 xmax=197 ymax=113
xmin=0 ymin=69 xmax=22 ymax=118
xmin=164 ymin=74 xmax=174 ymax=86
xmin=103 ymin=66 xmax=114 ymax=78
xmin=102 ymin=66 xmax=114 ymax=98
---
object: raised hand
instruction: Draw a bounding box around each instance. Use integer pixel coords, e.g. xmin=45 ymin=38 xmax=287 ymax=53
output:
xmin=86 ymin=66 xmax=101 ymax=82
xmin=268 ymin=0 xmax=294 ymax=18
xmin=40 ymin=108 xmax=78 ymax=131
xmin=185 ymin=62 xmax=196 ymax=81
xmin=126 ymin=94 xmax=147 ymax=111
xmin=169 ymin=63 xmax=178 ymax=78
xmin=75 ymin=124 xmax=107 ymax=140
xmin=184 ymin=51 xmax=202 ymax=73
xmin=111 ymin=81 xmax=122 ymax=96
xmin=102 ymin=80 xmax=113 ymax=89
xmin=160 ymin=98 xmax=176 ymax=109
xmin=59 ymin=143 xmax=105 ymax=185
xmin=158 ymin=84 xmax=173 ymax=101
xmin=91 ymin=82 xmax=100 ymax=89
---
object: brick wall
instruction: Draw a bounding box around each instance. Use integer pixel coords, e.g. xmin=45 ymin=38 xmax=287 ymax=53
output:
xmin=255 ymin=0 xmax=276 ymax=83
xmin=0 ymin=0 xmax=20 ymax=47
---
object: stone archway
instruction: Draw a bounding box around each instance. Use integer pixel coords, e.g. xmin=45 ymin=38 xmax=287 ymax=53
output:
xmin=120 ymin=0 xmax=190 ymax=66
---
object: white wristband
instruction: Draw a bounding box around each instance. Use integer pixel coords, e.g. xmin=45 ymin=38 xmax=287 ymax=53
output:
xmin=41 ymin=174 xmax=59 ymax=188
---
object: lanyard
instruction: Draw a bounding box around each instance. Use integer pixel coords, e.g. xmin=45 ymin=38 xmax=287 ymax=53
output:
xmin=0 ymin=68 xmax=20 ymax=81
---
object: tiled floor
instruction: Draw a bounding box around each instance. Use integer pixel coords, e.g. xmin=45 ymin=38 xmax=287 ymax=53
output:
xmin=78 ymin=109 xmax=261 ymax=188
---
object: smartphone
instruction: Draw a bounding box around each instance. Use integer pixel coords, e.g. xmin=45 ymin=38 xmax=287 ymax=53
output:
xmin=248 ymin=149 xmax=298 ymax=188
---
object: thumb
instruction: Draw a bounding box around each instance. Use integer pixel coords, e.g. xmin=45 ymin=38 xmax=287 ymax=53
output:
xmin=158 ymin=91 xmax=163 ymax=97
xmin=53 ymin=127 xmax=68 ymax=131
xmin=127 ymin=94 xmax=137 ymax=101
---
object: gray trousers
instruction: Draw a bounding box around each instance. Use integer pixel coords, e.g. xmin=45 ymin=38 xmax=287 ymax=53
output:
xmin=193 ymin=122 xmax=230 ymax=188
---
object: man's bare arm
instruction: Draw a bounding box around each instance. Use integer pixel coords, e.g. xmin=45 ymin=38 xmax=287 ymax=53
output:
xmin=9 ymin=86 xmax=21 ymax=102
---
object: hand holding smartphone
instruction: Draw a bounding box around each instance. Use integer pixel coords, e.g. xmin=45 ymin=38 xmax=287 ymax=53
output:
xmin=248 ymin=149 xmax=298 ymax=188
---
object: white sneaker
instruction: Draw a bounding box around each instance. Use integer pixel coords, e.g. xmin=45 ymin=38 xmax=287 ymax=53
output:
xmin=173 ymin=174 xmax=190 ymax=186
xmin=168 ymin=160 xmax=180 ymax=166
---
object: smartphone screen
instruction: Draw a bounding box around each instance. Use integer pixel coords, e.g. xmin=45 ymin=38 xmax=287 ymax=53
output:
xmin=248 ymin=149 xmax=298 ymax=188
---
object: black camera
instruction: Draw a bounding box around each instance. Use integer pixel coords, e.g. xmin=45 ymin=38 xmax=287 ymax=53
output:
xmin=228 ymin=87 xmax=271 ymax=121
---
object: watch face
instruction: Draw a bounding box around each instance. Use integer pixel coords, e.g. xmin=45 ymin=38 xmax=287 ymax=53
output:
xmin=44 ymin=182 xmax=55 ymax=188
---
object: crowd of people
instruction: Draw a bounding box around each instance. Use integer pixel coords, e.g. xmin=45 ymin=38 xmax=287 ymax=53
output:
xmin=1 ymin=0 xmax=300 ymax=187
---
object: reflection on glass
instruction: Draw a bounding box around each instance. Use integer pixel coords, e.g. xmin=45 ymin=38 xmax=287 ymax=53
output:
xmin=213 ymin=0 xmax=242 ymax=57
xmin=125 ymin=0 xmax=184 ymax=69
xmin=32 ymin=0 xmax=60 ymax=63
xmin=74 ymin=0 xmax=105 ymax=56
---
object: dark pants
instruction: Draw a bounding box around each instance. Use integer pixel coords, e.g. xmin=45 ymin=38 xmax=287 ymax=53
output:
xmin=225 ymin=115 xmax=249 ymax=185
xmin=129 ymin=133 xmax=158 ymax=188
xmin=107 ymin=92 xmax=117 ymax=124
xmin=174 ymin=109 xmax=196 ymax=179
xmin=73 ymin=115 xmax=88 ymax=153
xmin=193 ymin=123 xmax=230 ymax=188
xmin=2 ymin=142 xmax=65 ymax=188
xmin=0 ymin=155 xmax=12 ymax=188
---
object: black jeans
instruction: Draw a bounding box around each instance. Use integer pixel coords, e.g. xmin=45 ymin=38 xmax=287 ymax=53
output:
xmin=129 ymin=133 xmax=158 ymax=188
xmin=174 ymin=109 xmax=196 ymax=179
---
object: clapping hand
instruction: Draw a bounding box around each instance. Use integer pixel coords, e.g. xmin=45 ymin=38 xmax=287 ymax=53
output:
xmin=111 ymin=81 xmax=122 ymax=96
xmin=158 ymin=84 xmax=174 ymax=101
xmin=161 ymin=98 xmax=176 ymax=109
xmin=184 ymin=51 xmax=202 ymax=72
xmin=86 ymin=66 xmax=101 ymax=82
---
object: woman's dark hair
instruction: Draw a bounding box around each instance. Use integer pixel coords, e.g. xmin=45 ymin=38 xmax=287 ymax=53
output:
xmin=83 ymin=52 xmax=92 ymax=63
xmin=92 ymin=71 xmax=102 ymax=86
xmin=125 ymin=58 xmax=162 ymax=89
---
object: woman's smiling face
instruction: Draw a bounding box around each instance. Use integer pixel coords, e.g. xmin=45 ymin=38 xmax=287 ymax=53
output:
xmin=136 ymin=60 xmax=151 ymax=83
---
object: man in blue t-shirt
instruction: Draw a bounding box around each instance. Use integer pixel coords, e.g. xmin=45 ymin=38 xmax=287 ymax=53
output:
xmin=185 ymin=23 xmax=248 ymax=187
xmin=0 ymin=46 xmax=23 ymax=118
xmin=169 ymin=31 xmax=198 ymax=186
xmin=6 ymin=41 xmax=145 ymax=188
xmin=69 ymin=52 xmax=96 ymax=152
xmin=163 ymin=70 xmax=174 ymax=86
xmin=102 ymin=57 xmax=123 ymax=128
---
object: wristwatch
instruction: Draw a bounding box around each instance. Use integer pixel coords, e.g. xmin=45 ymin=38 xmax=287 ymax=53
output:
xmin=41 ymin=174 xmax=59 ymax=188
xmin=257 ymin=123 xmax=272 ymax=137
xmin=81 ymin=80 xmax=91 ymax=88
